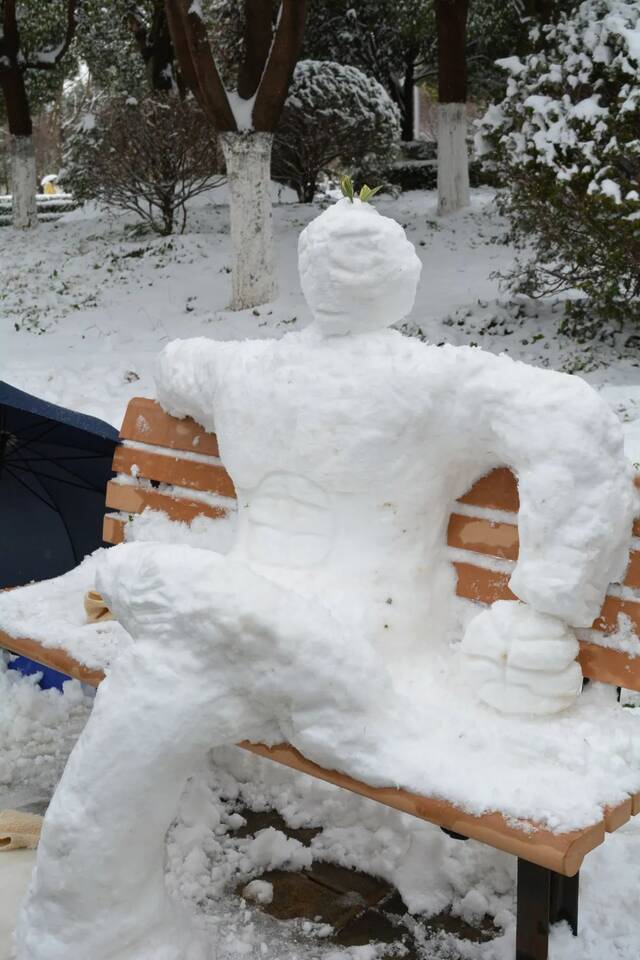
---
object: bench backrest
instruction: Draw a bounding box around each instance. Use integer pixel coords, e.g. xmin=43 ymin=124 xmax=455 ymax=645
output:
xmin=104 ymin=397 xmax=640 ymax=693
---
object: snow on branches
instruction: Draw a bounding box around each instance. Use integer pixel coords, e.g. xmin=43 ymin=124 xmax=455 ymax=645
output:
xmin=476 ymin=0 xmax=640 ymax=336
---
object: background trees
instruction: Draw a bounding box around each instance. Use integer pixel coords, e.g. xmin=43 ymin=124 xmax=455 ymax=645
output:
xmin=272 ymin=60 xmax=401 ymax=202
xmin=304 ymin=1 xmax=434 ymax=142
xmin=167 ymin=0 xmax=307 ymax=309
xmin=476 ymin=0 xmax=640 ymax=337
xmin=0 ymin=0 xmax=79 ymax=227
xmin=435 ymin=0 xmax=470 ymax=215
xmin=67 ymin=94 xmax=223 ymax=235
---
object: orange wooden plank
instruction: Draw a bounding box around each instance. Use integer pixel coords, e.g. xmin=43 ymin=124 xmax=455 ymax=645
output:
xmin=604 ymin=798 xmax=632 ymax=833
xmin=103 ymin=514 xmax=125 ymax=545
xmin=624 ymin=550 xmax=640 ymax=590
xmin=112 ymin=446 xmax=236 ymax=498
xmin=453 ymin=561 xmax=516 ymax=604
xmin=450 ymin=515 xmax=640 ymax=590
xmin=448 ymin=514 xmax=519 ymax=561
xmin=457 ymin=467 xmax=519 ymax=513
xmin=593 ymin=595 xmax=640 ymax=635
xmin=239 ymin=742 xmax=603 ymax=876
xmin=105 ymin=480 xmax=227 ymax=523
xmin=120 ymin=398 xmax=219 ymax=456
xmin=453 ymin=562 xmax=640 ymax=688
xmin=632 ymin=793 xmax=640 ymax=817
xmin=453 ymin=562 xmax=640 ymax=634
xmin=578 ymin=641 xmax=640 ymax=692
xmin=0 ymin=631 xmax=105 ymax=686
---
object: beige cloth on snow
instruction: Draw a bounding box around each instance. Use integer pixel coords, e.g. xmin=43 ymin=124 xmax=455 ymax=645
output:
xmin=0 ymin=810 xmax=43 ymax=850
xmin=84 ymin=590 xmax=114 ymax=623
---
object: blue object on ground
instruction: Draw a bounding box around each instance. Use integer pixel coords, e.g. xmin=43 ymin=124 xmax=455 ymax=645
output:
xmin=0 ymin=380 xmax=119 ymax=689
xmin=8 ymin=655 xmax=71 ymax=691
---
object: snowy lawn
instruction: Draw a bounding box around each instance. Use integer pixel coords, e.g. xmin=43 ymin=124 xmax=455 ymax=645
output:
xmin=2 ymin=189 xmax=640 ymax=959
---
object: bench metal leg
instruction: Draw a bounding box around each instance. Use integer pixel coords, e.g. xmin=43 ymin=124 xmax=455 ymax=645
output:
xmin=516 ymin=860 xmax=579 ymax=960
xmin=549 ymin=870 xmax=579 ymax=935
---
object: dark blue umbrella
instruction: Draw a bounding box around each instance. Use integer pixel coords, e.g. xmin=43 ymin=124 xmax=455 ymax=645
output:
xmin=0 ymin=381 xmax=119 ymax=688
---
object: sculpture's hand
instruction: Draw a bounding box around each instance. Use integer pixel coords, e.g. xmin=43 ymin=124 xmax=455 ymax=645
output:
xmin=460 ymin=600 xmax=582 ymax=715
xmin=95 ymin=542 xmax=178 ymax=639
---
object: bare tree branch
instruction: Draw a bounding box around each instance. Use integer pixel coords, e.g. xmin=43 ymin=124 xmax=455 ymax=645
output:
xmin=1 ymin=0 xmax=21 ymax=70
xmin=237 ymin=0 xmax=274 ymax=99
xmin=436 ymin=0 xmax=469 ymax=103
xmin=252 ymin=0 xmax=307 ymax=131
xmin=27 ymin=0 xmax=79 ymax=71
xmin=167 ymin=0 xmax=237 ymax=130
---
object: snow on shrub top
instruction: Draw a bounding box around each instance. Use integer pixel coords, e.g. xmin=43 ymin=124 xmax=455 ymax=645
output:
xmin=288 ymin=59 xmax=401 ymax=134
xmin=476 ymin=0 xmax=640 ymax=206
xmin=272 ymin=59 xmax=401 ymax=202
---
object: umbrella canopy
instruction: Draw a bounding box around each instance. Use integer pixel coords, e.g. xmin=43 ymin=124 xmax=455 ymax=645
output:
xmin=0 ymin=381 xmax=119 ymax=687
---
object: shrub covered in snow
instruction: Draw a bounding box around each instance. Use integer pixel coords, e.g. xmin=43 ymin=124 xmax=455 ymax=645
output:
xmin=65 ymin=95 xmax=223 ymax=236
xmin=476 ymin=0 xmax=640 ymax=338
xmin=272 ymin=60 xmax=401 ymax=203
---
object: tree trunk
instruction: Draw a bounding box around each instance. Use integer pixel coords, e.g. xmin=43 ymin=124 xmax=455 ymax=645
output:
xmin=436 ymin=103 xmax=469 ymax=216
xmin=10 ymin=135 xmax=37 ymax=229
xmin=1 ymin=67 xmax=37 ymax=228
xmin=436 ymin=0 xmax=470 ymax=216
xmin=221 ymin=131 xmax=277 ymax=310
xmin=401 ymin=49 xmax=417 ymax=142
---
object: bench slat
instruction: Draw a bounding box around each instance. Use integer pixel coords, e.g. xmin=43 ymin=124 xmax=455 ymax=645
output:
xmin=105 ymin=480 xmax=227 ymax=523
xmin=457 ymin=467 xmax=520 ymax=513
xmin=103 ymin=515 xmax=126 ymax=545
xmin=448 ymin=515 xmax=640 ymax=590
xmin=454 ymin=562 xmax=640 ymax=690
xmin=239 ymin=741 xmax=603 ymax=877
xmin=604 ymin=798 xmax=632 ymax=833
xmin=448 ymin=514 xmax=519 ymax=561
xmin=120 ymin=397 xmax=219 ymax=456
xmin=0 ymin=630 xmax=105 ymax=686
xmin=453 ymin=560 xmax=640 ymax=634
xmin=112 ymin=446 xmax=236 ymax=498
xmin=577 ymin=641 xmax=640 ymax=690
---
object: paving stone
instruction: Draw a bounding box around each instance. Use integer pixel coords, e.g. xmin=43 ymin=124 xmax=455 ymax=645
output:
xmin=333 ymin=908 xmax=405 ymax=947
xmin=303 ymin=861 xmax=392 ymax=906
xmin=237 ymin=870 xmax=366 ymax=928
xmin=424 ymin=910 xmax=498 ymax=944
xmin=232 ymin=807 xmax=322 ymax=846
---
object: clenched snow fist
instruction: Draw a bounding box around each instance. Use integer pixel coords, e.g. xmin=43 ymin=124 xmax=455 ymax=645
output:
xmin=461 ymin=600 xmax=583 ymax=715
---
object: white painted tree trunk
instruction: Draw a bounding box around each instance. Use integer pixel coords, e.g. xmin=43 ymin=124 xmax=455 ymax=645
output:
xmin=436 ymin=103 xmax=470 ymax=217
xmin=11 ymin=135 xmax=37 ymax=229
xmin=221 ymin=131 xmax=277 ymax=310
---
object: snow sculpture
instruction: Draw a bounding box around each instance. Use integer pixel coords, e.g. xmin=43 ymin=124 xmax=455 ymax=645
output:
xmin=461 ymin=600 xmax=583 ymax=715
xmin=17 ymin=197 xmax=634 ymax=960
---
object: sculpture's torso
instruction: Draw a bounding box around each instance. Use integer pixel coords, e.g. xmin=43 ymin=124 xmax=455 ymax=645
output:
xmin=212 ymin=329 xmax=477 ymax=660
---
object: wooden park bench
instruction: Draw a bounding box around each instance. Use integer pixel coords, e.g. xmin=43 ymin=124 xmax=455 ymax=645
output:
xmin=2 ymin=395 xmax=640 ymax=960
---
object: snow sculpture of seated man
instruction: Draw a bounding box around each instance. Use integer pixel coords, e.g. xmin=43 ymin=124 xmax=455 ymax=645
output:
xmin=16 ymin=197 xmax=634 ymax=960
xmin=153 ymin=195 xmax=633 ymax=713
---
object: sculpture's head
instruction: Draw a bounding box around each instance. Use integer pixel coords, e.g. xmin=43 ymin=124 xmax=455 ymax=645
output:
xmin=298 ymin=198 xmax=422 ymax=336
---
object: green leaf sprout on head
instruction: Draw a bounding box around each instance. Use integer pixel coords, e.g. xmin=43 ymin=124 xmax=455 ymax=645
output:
xmin=340 ymin=176 xmax=382 ymax=204
xmin=359 ymin=184 xmax=383 ymax=202
xmin=340 ymin=175 xmax=355 ymax=202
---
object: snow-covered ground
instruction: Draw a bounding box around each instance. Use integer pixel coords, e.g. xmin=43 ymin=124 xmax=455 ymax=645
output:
xmin=2 ymin=189 xmax=640 ymax=959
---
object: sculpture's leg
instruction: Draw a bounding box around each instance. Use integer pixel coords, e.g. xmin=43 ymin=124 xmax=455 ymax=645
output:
xmin=16 ymin=541 xmax=394 ymax=960
xmin=15 ymin=646 xmax=247 ymax=960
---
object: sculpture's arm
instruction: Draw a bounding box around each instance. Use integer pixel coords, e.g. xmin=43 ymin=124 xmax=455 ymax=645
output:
xmin=444 ymin=345 xmax=636 ymax=627
xmin=154 ymin=337 xmax=223 ymax=433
